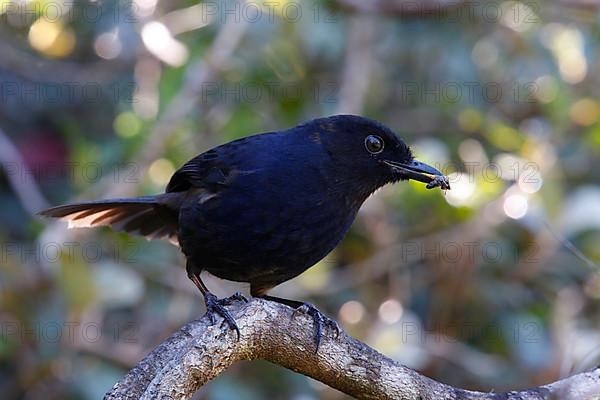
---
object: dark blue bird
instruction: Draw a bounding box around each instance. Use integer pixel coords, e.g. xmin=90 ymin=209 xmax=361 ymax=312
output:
xmin=40 ymin=115 xmax=449 ymax=347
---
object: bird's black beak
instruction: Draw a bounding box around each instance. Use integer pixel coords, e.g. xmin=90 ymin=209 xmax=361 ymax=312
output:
xmin=383 ymin=159 xmax=451 ymax=190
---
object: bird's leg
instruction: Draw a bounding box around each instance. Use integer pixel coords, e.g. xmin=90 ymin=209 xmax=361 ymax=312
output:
xmin=256 ymin=294 xmax=340 ymax=351
xmin=187 ymin=267 xmax=244 ymax=339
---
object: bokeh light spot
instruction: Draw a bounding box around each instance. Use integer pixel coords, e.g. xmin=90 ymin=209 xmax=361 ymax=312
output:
xmin=472 ymin=38 xmax=499 ymax=69
xmin=487 ymin=124 xmax=523 ymax=151
xmin=518 ymin=172 xmax=543 ymax=194
xmin=114 ymin=112 xmax=142 ymax=138
xmin=542 ymin=24 xmax=587 ymax=84
xmin=141 ymin=21 xmax=189 ymax=66
xmin=94 ymin=30 xmax=122 ymax=60
xmin=570 ymin=98 xmax=600 ymax=127
xmin=500 ymin=1 xmax=537 ymax=32
xmin=339 ymin=300 xmax=365 ymax=324
xmin=378 ymin=299 xmax=403 ymax=324
xmin=28 ymin=19 xmax=75 ymax=58
xmin=445 ymin=172 xmax=476 ymax=207
xmin=149 ymin=158 xmax=175 ymax=186
xmin=503 ymin=193 xmax=528 ymax=219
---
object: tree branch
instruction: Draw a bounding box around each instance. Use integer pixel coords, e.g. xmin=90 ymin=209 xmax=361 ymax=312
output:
xmin=104 ymin=298 xmax=600 ymax=399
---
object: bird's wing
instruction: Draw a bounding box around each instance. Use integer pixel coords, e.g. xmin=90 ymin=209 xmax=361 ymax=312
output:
xmin=166 ymin=149 xmax=229 ymax=193
xmin=166 ymin=135 xmax=268 ymax=193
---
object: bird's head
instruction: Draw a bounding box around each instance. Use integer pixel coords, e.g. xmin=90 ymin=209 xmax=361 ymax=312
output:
xmin=306 ymin=115 xmax=450 ymax=194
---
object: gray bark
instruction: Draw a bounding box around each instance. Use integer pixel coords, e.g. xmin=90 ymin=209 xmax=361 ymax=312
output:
xmin=105 ymin=298 xmax=600 ymax=399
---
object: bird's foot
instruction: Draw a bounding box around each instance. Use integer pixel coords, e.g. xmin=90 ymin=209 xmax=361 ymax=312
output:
xmin=204 ymin=292 xmax=241 ymax=339
xmin=219 ymin=291 xmax=249 ymax=306
xmin=292 ymin=302 xmax=341 ymax=352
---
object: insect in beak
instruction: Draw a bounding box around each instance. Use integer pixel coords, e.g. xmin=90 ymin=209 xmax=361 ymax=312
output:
xmin=383 ymin=159 xmax=451 ymax=190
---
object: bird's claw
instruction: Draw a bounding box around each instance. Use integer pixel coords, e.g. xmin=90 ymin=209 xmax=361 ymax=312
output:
xmin=292 ymin=302 xmax=340 ymax=352
xmin=219 ymin=291 xmax=249 ymax=306
xmin=204 ymin=293 xmax=241 ymax=339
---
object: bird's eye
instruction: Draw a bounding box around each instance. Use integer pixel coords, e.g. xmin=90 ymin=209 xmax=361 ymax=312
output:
xmin=364 ymin=135 xmax=384 ymax=154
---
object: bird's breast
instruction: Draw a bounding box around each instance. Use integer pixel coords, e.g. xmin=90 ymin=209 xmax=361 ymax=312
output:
xmin=178 ymin=169 xmax=361 ymax=284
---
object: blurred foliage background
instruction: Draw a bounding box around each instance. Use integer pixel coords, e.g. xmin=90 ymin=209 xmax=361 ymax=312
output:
xmin=1 ymin=0 xmax=600 ymax=398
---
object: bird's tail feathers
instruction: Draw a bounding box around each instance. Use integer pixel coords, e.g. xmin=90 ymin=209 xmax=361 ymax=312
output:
xmin=38 ymin=194 xmax=182 ymax=244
